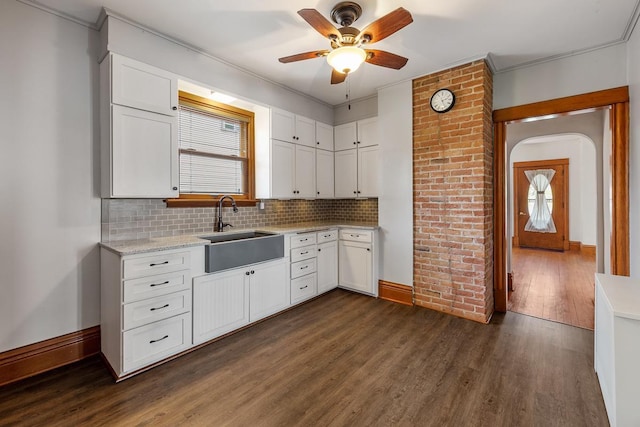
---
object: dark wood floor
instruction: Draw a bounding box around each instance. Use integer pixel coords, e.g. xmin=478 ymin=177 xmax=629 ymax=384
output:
xmin=0 ymin=290 xmax=608 ymax=426
xmin=510 ymin=247 xmax=596 ymax=330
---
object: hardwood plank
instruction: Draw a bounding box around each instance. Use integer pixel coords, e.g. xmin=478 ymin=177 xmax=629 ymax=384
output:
xmin=509 ymin=247 xmax=596 ymax=329
xmin=0 ymin=290 xmax=608 ymax=426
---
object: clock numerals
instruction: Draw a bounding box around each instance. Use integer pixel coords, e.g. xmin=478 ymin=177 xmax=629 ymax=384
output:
xmin=430 ymin=89 xmax=455 ymax=113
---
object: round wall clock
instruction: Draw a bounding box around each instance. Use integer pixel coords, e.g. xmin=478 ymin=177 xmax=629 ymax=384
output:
xmin=430 ymin=88 xmax=455 ymax=113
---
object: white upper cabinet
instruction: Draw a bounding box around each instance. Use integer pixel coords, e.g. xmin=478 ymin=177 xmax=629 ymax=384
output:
xmin=316 ymin=149 xmax=335 ymax=199
xmin=295 ymin=115 xmax=316 ymax=148
xmin=111 ymin=105 xmax=179 ymax=198
xmin=271 ymin=108 xmax=316 ymax=147
xmin=271 ymin=108 xmax=295 ymax=143
xmin=355 ymin=117 xmax=379 ymax=148
xmin=270 ymin=140 xmax=316 ymax=198
xmin=101 ymin=53 xmax=179 ymax=198
xmin=334 ymin=122 xmax=358 ymax=151
xmin=334 ymin=149 xmax=358 ymax=198
xmin=357 ymin=145 xmax=380 ymax=198
xmin=334 ymin=118 xmax=378 ymax=151
xmin=294 ymin=144 xmax=317 ymax=198
xmin=316 ymin=121 xmax=334 ymax=151
xmin=333 ymin=117 xmax=380 ymax=198
xmin=111 ymin=54 xmax=178 ymax=116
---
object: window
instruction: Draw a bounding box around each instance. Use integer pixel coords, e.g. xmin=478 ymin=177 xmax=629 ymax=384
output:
xmin=166 ymin=91 xmax=255 ymax=207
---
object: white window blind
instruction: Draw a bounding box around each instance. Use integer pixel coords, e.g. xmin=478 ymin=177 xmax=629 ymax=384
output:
xmin=178 ymin=105 xmax=248 ymax=194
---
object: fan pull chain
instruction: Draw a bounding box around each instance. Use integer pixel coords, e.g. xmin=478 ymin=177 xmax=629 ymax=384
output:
xmin=346 ymin=76 xmax=351 ymax=110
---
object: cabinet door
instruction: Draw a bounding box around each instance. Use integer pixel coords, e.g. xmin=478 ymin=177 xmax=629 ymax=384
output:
xmin=316 ymin=149 xmax=334 ymax=198
xmin=111 ymin=105 xmax=179 ymax=198
xmin=271 ymin=108 xmax=295 ymax=143
xmin=271 ymin=140 xmax=295 ymax=198
xmin=334 ymin=122 xmax=357 ymax=151
xmin=111 ymin=54 xmax=178 ymax=116
xmin=339 ymin=240 xmax=373 ymax=294
xmin=358 ymin=145 xmax=380 ymax=197
xmin=295 ymin=144 xmax=316 ymax=198
xmin=317 ymin=241 xmax=338 ymax=294
xmin=193 ymin=269 xmax=249 ymax=345
xmin=295 ymin=115 xmax=316 ymax=148
xmin=334 ymin=149 xmax=358 ymax=198
xmin=249 ymin=259 xmax=289 ymax=322
xmin=316 ymin=122 xmax=334 ymax=151
xmin=357 ymin=117 xmax=379 ymax=148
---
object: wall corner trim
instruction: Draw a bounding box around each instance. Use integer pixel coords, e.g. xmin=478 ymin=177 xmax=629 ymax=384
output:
xmin=0 ymin=326 xmax=100 ymax=387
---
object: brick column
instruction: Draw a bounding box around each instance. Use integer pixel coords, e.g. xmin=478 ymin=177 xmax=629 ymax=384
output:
xmin=412 ymin=60 xmax=494 ymax=323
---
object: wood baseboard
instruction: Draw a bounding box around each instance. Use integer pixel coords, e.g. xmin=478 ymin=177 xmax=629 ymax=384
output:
xmin=378 ymin=280 xmax=413 ymax=306
xmin=0 ymin=326 xmax=100 ymax=386
xmin=569 ymin=241 xmax=581 ymax=251
xmin=580 ymin=243 xmax=596 ymax=259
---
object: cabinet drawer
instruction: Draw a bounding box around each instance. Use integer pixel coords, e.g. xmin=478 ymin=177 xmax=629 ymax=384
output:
xmin=123 ymin=270 xmax=190 ymax=303
xmin=291 ymin=258 xmax=317 ymax=279
xmin=290 ymin=233 xmax=316 ymax=249
xmin=317 ymin=229 xmax=338 ymax=243
xmin=123 ymin=290 xmax=191 ymax=330
xmin=123 ymin=313 xmax=191 ymax=373
xmin=123 ymin=251 xmax=191 ymax=279
xmin=291 ymin=245 xmax=316 ymax=262
xmin=291 ymin=273 xmax=317 ymax=304
xmin=339 ymin=229 xmax=372 ymax=243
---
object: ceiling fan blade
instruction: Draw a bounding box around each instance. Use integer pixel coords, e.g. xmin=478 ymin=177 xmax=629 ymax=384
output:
xmin=358 ymin=8 xmax=413 ymax=44
xmin=298 ymin=9 xmax=341 ymax=41
xmin=365 ymin=50 xmax=409 ymax=69
xmin=279 ymin=50 xmax=329 ymax=63
xmin=331 ymin=69 xmax=347 ymax=85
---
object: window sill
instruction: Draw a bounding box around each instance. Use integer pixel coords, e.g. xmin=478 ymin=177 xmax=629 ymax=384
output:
xmin=165 ymin=198 xmax=258 ymax=208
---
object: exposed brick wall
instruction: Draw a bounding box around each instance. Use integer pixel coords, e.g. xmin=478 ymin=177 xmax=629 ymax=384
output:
xmin=413 ymin=60 xmax=494 ymax=323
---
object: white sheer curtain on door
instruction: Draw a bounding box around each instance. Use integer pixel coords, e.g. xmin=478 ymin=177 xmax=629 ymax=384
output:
xmin=524 ymin=169 xmax=556 ymax=233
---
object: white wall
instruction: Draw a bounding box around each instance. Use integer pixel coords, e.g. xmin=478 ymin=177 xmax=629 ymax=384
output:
xmin=628 ymin=23 xmax=640 ymax=278
xmin=0 ymin=1 xmax=101 ymax=352
xmin=494 ymin=43 xmax=628 ymax=109
xmin=333 ymin=94 xmax=378 ymax=125
xmin=102 ymin=15 xmax=334 ymax=125
xmin=510 ymin=135 xmax=597 ymax=245
xmin=378 ymin=81 xmax=413 ymax=287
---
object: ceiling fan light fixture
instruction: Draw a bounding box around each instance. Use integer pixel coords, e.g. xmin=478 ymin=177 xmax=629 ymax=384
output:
xmin=327 ymin=46 xmax=367 ymax=74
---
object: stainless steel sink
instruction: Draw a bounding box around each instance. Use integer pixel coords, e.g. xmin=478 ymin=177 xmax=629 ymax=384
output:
xmin=201 ymin=231 xmax=284 ymax=273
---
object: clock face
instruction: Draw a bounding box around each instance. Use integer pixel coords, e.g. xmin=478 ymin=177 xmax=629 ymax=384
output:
xmin=430 ymin=89 xmax=455 ymax=113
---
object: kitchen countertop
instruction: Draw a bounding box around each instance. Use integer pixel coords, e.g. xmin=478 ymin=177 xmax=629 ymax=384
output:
xmin=100 ymin=221 xmax=378 ymax=255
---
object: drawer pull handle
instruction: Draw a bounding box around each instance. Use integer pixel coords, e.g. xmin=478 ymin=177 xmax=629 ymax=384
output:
xmin=300 ymin=251 xmax=309 ymax=255
xmin=300 ymin=265 xmax=308 ymax=270
xmin=324 ymin=235 xmax=331 ymax=238
xmin=150 ymin=335 xmax=169 ymax=344
xmin=318 ymin=248 xmax=321 ymax=252
xmin=300 ymin=285 xmax=308 ymax=290
xmin=300 ymin=238 xmax=308 ymax=242
xmin=150 ymin=281 xmax=170 ymax=287
xmin=150 ymin=261 xmax=169 ymax=267
xmin=150 ymin=304 xmax=169 ymax=311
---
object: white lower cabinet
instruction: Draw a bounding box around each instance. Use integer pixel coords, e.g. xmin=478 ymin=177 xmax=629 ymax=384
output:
xmin=249 ymin=259 xmax=289 ymax=322
xmin=192 ymin=258 xmax=287 ymax=345
xmin=317 ymin=240 xmax=338 ymax=293
xmin=193 ymin=267 xmax=249 ymax=345
xmin=338 ymin=229 xmax=378 ymax=296
xmin=100 ymin=246 xmax=201 ymax=379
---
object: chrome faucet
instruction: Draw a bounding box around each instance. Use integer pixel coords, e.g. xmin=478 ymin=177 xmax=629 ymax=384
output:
xmin=217 ymin=195 xmax=238 ymax=232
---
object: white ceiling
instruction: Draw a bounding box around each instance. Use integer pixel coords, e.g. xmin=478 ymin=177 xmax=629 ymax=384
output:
xmin=28 ymin=0 xmax=640 ymax=106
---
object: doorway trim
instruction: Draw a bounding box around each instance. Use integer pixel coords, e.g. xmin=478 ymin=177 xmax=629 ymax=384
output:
xmin=493 ymin=86 xmax=629 ymax=312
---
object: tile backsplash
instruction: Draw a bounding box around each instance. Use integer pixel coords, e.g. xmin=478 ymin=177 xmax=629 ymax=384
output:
xmin=102 ymin=198 xmax=378 ymax=242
